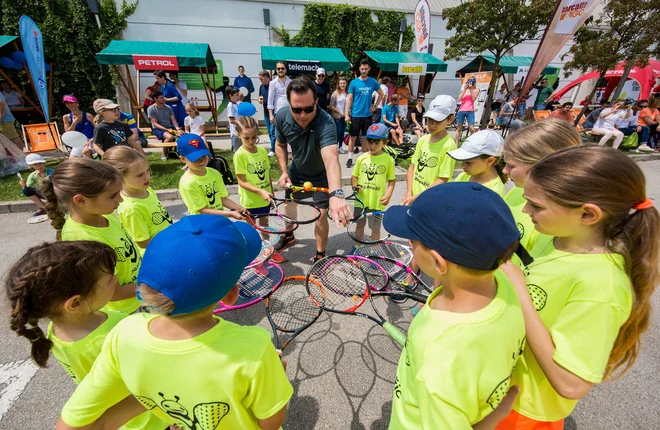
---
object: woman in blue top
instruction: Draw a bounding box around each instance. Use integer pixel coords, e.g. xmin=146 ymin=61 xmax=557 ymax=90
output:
xmin=155 ymin=70 xmax=186 ymax=129
xmin=62 ymin=95 xmax=95 ymax=158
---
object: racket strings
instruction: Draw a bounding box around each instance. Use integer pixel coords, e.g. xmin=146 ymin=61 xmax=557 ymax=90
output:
xmin=276 ymin=201 xmax=321 ymax=223
xmin=268 ymin=279 xmax=320 ymax=331
xmin=348 ymin=257 xmax=388 ymax=291
xmin=308 ymin=258 xmax=367 ymax=311
xmin=353 ymin=243 xmax=412 ymax=264
xmin=347 ymin=213 xmax=387 ymax=242
xmin=251 ymin=214 xmax=296 ymax=234
xmin=234 ymin=264 xmax=282 ymax=305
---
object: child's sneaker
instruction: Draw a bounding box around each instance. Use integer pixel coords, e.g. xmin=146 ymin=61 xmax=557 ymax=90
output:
xmin=32 ymin=208 xmax=47 ymax=217
xmin=274 ymin=233 xmax=296 ymax=251
xmin=270 ymin=252 xmax=285 ymax=264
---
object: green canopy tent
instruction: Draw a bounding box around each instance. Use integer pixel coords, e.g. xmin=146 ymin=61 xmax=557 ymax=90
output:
xmin=96 ymin=40 xmax=220 ymax=129
xmin=260 ymin=46 xmax=351 ymax=72
xmin=364 ymin=51 xmax=448 ymax=96
xmin=456 ymin=55 xmax=559 ymax=76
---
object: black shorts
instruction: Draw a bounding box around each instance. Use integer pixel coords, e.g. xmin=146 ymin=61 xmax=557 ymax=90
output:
xmin=349 ymin=116 xmax=373 ymax=137
xmin=286 ymin=170 xmax=330 ymax=209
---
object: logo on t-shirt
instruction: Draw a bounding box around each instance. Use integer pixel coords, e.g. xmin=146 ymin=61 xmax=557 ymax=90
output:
xmin=152 ymin=202 xmax=173 ymax=225
xmin=416 ymin=152 xmax=438 ymax=172
xmin=361 ymin=163 xmax=386 ymax=181
xmin=247 ymin=162 xmax=267 ymax=181
xmin=135 ymin=393 xmax=230 ymax=430
xmin=201 ymin=182 xmax=220 ymax=206
xmin=109 ymin=128 xmax=126 ymax=144
xmin=526 ymin=284 xmax=547 ymax=311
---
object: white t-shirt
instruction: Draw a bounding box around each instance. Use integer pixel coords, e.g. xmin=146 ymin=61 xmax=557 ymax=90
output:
xmin=372 ymin=84 xmax=388 ymax=109
xmin=227 ymin=102 xmax=242 ymax=136
xmin=494 ymin=91 xmax=506 ymax=102
xmin=595 ymin=108 xmax=627 ymax=130
xmin=185 ymin=115 xmax=205 ymax=136
xmin=1 ymin=90 xmax=22 ymax=107
xmin=616 ymin=111 xmax=638 ymax=128
xmin=175 ymin=81 xmax=188 ymax=104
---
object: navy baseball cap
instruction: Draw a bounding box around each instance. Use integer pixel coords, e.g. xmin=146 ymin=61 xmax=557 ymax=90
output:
xmin=177 ymin=133 xmax=211 ymax=162
xmin=137 ymin=215 xmax=261 ymax=315
xmin=383 ymin=182 xmax=519 ymax=271
xmin=366 ymin=123 xmax=389 ymax=140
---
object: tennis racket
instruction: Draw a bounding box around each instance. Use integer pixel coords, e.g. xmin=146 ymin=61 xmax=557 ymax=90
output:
xmin=366 ymin=255 xmax=433 ymax=294
xmin=245 ymin=213 xmax=298 ymax=235
xmin=347 ymin=211 xmax=389 ymax=244
xmin=327 ymin=188 xmax=365 ymax=222
xmin=265 ymin=276 xmax=323 ymax=355
xmin=346 ymin=256 xmax=429 ymax=304
xmin=245 ymin=239 xmax=276 ymax=269
xmin=270 ymin=196 xmax=322 ymax=224
xmin=288 ymin=184 xmax=330 ymax=194
xmin=351 ymin=241 xmax=413 ymax=266
xmin=214 ymin=261 xmax=284 ymax=313
xmin=306 ymin=255 xmax=407 ymax=346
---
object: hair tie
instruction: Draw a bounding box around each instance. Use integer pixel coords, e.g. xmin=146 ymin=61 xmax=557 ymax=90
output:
xmin=633 ymin=198 xmax=654 ymax=210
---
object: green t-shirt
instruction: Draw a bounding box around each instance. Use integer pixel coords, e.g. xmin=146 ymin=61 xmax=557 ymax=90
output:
xmin=61 ymin=215 xmax=141 ymax=313
xmin=179 ymin=167 xmax=229 ymax=215
xmin=454 ymin=172 xmax=506 ymax=198
xmin=47 ymin=310 xmax=165 ymax=430
xmin=352 ymin=152 xmax=396 ymax=211
xmin=233 ymin=146 xmax=271 ymax=209
xmin=512 ymin=235 xmax=633 ymax=421
xmin=117 ymin=188 xmax=172 ymax=254
xmin=410 ymin=134 xmax=457 ymax=196
xmin=537 ymin=86 xmax=554 ymax=105
xmin=390 ymin=271 xmax=525 ymax=428
xmin=61 ymin=314 xmax=294 ymax=430
xmin=26 ymin=168 xmax=53 ymax=189
xmin=504 ymin=187 xmax=538 ymax=253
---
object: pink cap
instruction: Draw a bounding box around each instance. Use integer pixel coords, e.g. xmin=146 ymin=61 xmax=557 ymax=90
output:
xmin=62 ymin=95 xmax=78 ymax=104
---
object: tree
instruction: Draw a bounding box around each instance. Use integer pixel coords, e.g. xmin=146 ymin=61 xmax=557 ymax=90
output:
xmin=442 ymin=0 xmax=555 ymax=127
xmin=0 ymin=0 xmax=137 ymax=122
xmin=273 ymin=3 xmax=414 ymax=70
xmin=562 ymin=0 xmax=660 ymax=124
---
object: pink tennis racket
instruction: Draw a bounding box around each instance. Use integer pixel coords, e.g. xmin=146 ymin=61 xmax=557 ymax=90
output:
xmin=213 ymin=261 xmax=284 ymax=313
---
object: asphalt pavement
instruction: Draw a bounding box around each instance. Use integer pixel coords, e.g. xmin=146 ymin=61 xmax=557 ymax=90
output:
xmin=1 ymin=161 xmax=659 ymax=429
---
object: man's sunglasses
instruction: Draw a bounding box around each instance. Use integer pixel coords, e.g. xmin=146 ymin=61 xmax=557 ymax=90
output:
xmin=638 ymin=105 xmax=648 ymax=108
xmin=317 ymin=74 xmax=325 ymax=78
xmin=291 ymin=105 xmax=315 ymax=114
xmin=276 ymin=67 xmax=286 ymax=71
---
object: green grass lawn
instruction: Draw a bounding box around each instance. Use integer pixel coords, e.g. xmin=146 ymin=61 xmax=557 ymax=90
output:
xmin=0 ymin=151 xmax=283 ymax=202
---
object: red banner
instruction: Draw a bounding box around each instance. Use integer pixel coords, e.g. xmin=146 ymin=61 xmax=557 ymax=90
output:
xmin=132 ymin=55 xmax=179 ymax=71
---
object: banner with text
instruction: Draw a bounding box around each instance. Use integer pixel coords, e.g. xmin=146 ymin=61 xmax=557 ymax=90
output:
xmin=132 ymin=55 xmax=179 ymax=71
xmin=414 ymin=0 xmax=431 ymax=53
xmin=398 ymin=63 xmax=427 ymax=76
xmin=19 ymin=16 xmax=49 ymax=122
xmin=286 ymin=60 xmax=321 ymax=75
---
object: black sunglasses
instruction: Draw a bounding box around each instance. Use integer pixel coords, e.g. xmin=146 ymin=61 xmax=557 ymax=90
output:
xmin=276 ymin=67 xmax=286 ymax=71
xmin=317 ymin=74 xmax=325 ymax=78
xmin=290 ymin=105 xmax=315 ymax=114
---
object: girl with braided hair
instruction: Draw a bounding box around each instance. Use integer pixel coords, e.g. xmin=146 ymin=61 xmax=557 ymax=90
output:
xmin=5 ymin=241 xmax=167 ymax=429
xmin=42 ymin=158 xmax=142 ymax=314
xmin=102 ymin=146 xmax=172 ymax=254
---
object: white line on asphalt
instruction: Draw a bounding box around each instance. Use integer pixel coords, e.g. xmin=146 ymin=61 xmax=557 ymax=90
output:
xmin=0 ymin=360 xmax=39 ymax=421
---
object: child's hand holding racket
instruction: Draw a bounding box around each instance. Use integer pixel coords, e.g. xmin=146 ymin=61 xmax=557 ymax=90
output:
xmin=229 ymin=209 xmax=247 ymax=221
xmin=259 ymin=190 xmax=272 ymax=202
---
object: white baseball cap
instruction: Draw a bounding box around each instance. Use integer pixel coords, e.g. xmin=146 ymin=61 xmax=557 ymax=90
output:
xmin=448 ymin=130 xmax=504 ymax=160
xmin=26 ymin=153 xmax=46 ymax=165
xmin=316 ymin=67 xmax=326 ymax=76
xmin=424 ymin=95 xmax=457 ymax=122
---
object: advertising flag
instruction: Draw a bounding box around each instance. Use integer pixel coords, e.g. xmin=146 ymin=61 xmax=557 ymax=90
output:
xmin=414 ymin=0 xmax=431 ymax=53
xmin=19 ymin=16 xmax=49 ymax=122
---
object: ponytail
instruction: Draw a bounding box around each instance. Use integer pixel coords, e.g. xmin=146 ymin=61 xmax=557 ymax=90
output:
xmin=528 ymin=146 xmax=660 ymax=379
xmin=5 ymin=241 xmax=117 ymax=367
xmin=479 ymin=155 xmax=508 ymax=184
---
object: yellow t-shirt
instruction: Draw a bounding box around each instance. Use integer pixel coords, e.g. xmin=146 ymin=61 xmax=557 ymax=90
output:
xmin=389 ymin=271 xmax=525 ymax=428
xmin=352 ymin=152 xmax=396 ymax=211
xmin=410 ymin=134 xmax=457 ymax=196
xmin=61 ymin=215 xmax=141 ymax=313
xmin=179 ymin=167 xmax=229 ymax=214
xmin=233 ymin=146 xmax=271 ymax=209
xmin=117 ymin=188 xmax=172 ymax=254
xmin=47 ymin=310 xmax=167 ymax=430
xmin=61 ymin=314 xmax=294 ymax=430
xmin=504 ymin=187 xmax=539 ymax=253
xmin=512 ymin=235 xmax=633 ymax=421
xmin=454 ymin=171 xmax=506 ymax=197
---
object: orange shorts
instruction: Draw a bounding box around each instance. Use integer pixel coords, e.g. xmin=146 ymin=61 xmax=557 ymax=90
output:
xmin=495 ymin=410 xmax=564 ymax=430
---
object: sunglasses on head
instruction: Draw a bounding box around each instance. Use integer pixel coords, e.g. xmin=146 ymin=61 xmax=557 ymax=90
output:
xmin=290 ymin=105 xmax=315 ymax=114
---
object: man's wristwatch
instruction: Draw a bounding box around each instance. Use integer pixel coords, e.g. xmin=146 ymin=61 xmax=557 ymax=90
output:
xmin=329 ymin=189 xmax=345 ymax=199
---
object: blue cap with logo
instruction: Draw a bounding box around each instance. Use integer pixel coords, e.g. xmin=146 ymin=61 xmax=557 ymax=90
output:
xmin=383 ymin=182 xmax=519 ymax=271
xmin=137 ymin=215 xmax=261 ymax=315
xmin=366 ymin=123 xmax=389 ymax=140
xmin=177 ymin=133 xmax=211 ymax=162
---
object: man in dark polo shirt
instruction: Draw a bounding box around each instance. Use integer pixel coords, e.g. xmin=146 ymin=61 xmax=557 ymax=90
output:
xmin=274 ymin=76 xmax=352 ymax=262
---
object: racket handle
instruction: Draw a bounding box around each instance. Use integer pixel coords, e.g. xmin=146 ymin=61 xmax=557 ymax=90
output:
xmin=382 ymin=322 xmax=407 ymax=347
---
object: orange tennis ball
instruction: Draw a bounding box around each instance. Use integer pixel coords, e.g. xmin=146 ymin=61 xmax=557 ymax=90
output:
xmin=303 ymin=181 xmax=313 ymax=191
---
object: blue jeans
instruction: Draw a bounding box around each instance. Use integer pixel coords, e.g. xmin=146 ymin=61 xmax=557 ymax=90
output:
xmin=264 ymin=112 xmax=276 ymax=152
xmin=516 ymin=103 xmax=527 ymax=118
xmin=620 ymin=125 xmax=650 ymax=144
xmin=334 ymin=118 xmax=346 ymax=147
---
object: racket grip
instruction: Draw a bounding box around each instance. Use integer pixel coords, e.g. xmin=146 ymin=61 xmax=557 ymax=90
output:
xmin=382 ymin=322 xmax=407 ymax=347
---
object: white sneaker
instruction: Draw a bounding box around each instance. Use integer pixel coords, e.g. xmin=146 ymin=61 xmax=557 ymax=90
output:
xmin=339 ymin=147 xmax=347 ymax=154
xmin=638 ymin=144 xmax=654 ymax=153
xmin=268 ymin=151 xmax=275 ymax=157
xmin=160 ymin=156 xmax=167 ymax=161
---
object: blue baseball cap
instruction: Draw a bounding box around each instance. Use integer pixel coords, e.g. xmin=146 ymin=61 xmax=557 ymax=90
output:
xmin=366 ymin=123 xmax=389 ymax=140
xmin=177 ymin=133 xmax=211 ymax=162
xmin=383 ymin=182 xmax=519 ymax=271
xmin=137 ymin=215 xmax=261 ymax=315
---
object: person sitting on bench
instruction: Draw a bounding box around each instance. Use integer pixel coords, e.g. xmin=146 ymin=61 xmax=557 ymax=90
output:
xmin=148 ymin=90 xmax=183 ymax=160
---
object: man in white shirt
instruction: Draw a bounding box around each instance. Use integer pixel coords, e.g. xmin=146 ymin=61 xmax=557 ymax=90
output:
xmin=0 ymin=82 xmax=24 ymax=108
xmin=268 ymin=61 xmax=292 ymax=125
xmin=372 ymin=77 xmax=389 ymax=123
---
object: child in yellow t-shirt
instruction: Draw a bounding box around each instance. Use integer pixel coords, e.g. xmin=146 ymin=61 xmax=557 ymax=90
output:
xmin=351 ymin=123 xmax=395 ymax=238
xmin=102 ymin=146 xmax=172 ymax=255
xmin=43 ymin=158 xmax=142 ymax=314
xmin=384 ymin=182 xmax=525 ymax=428
xmin=497 ymin=146 xmax=658 ymax=429
xmin=448 ymin=129 xmax=507 ymax=198
xmin=502 ymin=119 xmax=581 ymax=252
xmin=402 ymin=95 xmax=458 ymax=206
xmin=177 ymin=133 xmax=246 ymax=218
xmin=5 ymin=241 xmax=167 ymax=430
xmin=56 ymin=215 xmax=293 ymax=430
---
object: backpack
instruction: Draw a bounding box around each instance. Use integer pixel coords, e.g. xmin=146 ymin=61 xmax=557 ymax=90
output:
xmin=206 ymin=140 xmax=236 ymax=185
